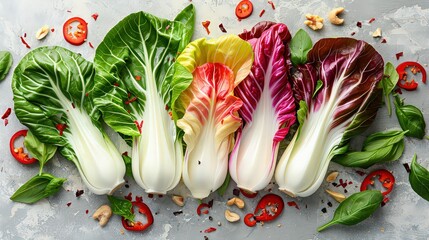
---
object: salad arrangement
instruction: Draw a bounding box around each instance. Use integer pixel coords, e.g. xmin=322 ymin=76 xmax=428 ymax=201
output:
xmin=2 ymin=1 xmax=429 ymax=237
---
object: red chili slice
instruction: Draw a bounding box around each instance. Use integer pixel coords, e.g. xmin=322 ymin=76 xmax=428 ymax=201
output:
xmin=197 ymin=203 xmax=210 ymax=215
xmin=121 ymin=201 xmax=154 ymax=232
xmin=63 ymin=17 xmax=88 ymax=46
xmin=9 ymin=130 xmax=37 ymax=165
xmin=235 ymin=0 xmax=253 ymax=19
xmin=396 ymin=61 xmax=427 ymax=91
xmin=244 ymin=193 xmax=284 ymax=227
xmin=360 ymin=169 xmax=395 ymax=196
xmin=244 ymin=213 xmax=257 ymax=227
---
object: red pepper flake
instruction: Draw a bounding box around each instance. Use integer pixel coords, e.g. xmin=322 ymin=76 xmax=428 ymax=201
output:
xmin=336 ymin=179 xmax=348 ymax=188
xmin=125 ymin=192 xmax=133 ymax=201
xmin=20 ymin=36 xmax=31 ymax=49
xmin=233 ymin=188 xmax=240 ymax=197
xmin=4 ymin=119 xmax=8 ymax=126
xmin=355 ymin=170 xmax=366 ymax=176
xmin=259 ymin=9 xmax=266 ymax=17
xmin=135 ymin=75 xmax=141 ymax=81
xmin=56 ymin=123 xmax=67 ymax=136
xmin=381 ymin=38 xmax=387 ymax=43
xmin=369 ymin=17 xmax=376 ymax=23
xmin=403 ymin=163 xmax=411 ymax=173
xmin=136 ymin=196 xmax=143 ymax=202
xmin=381 ymin=197 xmax=389 ymax=207
xmin=207 ymin=199 xmax=214 ymax=208
xmin=71 ymin=103 xmax=75 ymax=109
xmin=1 ymin=108 xmax=11 ymax=119
xmin=202 ymin=21 xmax=211 ymax=35
xmin=197 ymin=203 xmax=211 ymax=215
xmin=218 ymin=23 xmax=227 ymax=33
xmin=51 ymin=28 xmax=55 ymax=32
xmin=122 ymin=151 xmax=128 ymax=156
xmin=268 ymin=1 xmax=275 ymax=10
xmin=85 ymin=209 xmax=89 ymax=214
xmin=351 ymin=32 xmax=356 ymax=36
xmin=395 ymin=52 xmax=403 ymax=60
xmin=287 ymin=201 xmax=300 ymax=210
xmin=204 ymin=227 xmax=216 ymax=233
xmin=113 ymin=82 xmax=119 ymax=87
xmin=91 ymin=13 xmax=99 ymax=21
xmin=348 ymin=181 xmax=353 ymax=185
xmin=67 ymin=10 xmax=72 ymax=13
xmin=125 ymin=96 xmax=138 ymax=105
xmin=148 ymin=193 xmax=154 ymax=198
xmin=89 ymin=42 xmax=94 ymax=49
xmin=66 ymin=202 xmax=72 ymax=207
xmin=134 ymin=120 xmax=143 ymax=134
xmin=356 ymin=21 xmax=362 ymax=28
xmin=158 ymin=194 xmax=163 ymax=198
xmin=75 ymin=189 xmax=84 ymax=197
xmin=24 ymin=33 xmax=27 ymax=38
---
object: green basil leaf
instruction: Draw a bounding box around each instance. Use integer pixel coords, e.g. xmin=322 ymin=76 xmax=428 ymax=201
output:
xmin=24 ymin=130 xmax=57 ymax=172
xmin=409 ymin=154 xmax=429 ymax=202
xmin=362 ymin=129 xmax=407 ymax=151
xmin=333 ymin=130 xmax=406 ymax=168
xmin=121 ymin=154 xmax=133 ymax=179
xmin=312 ymin=80 xmax=323 ymax=98
xmin=107 ymin=195 xmax=135 ymax=222
xmin=380 ymin=62 xmax=399 ymax=116
xmin=0 ymin=51 xmax=13 ymax=81
xmin=394 ymin=95 xmax=426 ymax=139
xmin=317 ymin=190 xmax=383 ymax=232
xmin=217 ymin=172 xmax=230 ymax=196
xmin=290 ymin=29 xmax=312 ymax=66
xmin=10 ymin=173 xmax=66 ymax=204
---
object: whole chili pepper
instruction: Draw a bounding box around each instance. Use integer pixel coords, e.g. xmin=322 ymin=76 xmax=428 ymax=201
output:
xmin=121 ymin=201 xmax=154 ymax=232
xmin=396 ymin=61 xmax=427 ymax=91
xmin=9 ymin=130 xmax=37 ymax=165
xmin=360 ymin=169 xmax=395 ymax=196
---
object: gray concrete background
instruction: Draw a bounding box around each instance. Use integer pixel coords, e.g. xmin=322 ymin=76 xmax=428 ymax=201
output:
xmin=1 ymin=0 xmax=429 ymax=239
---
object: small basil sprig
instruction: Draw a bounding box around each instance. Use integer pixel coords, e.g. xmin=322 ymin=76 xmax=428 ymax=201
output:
xmin=317 ymin=190 xmax=383 ymax=232
xmin=380 ymin=62 xmax=399 ymax=116
xmin=290 ymin=29 xmax=312 ymax=66
xmin=409 ymin=154 xmax=429 ymax=202
xmin=24 ymin=130 xmax=57 ymax=175
xmin=333 ymin=130 xmax=406 ymax=168
xmin=107 ymin=195 xmax=135 ymax=221
xmin=0 ymin=51 xmax=13 ymax=81
xmin=394 ymin=95 xmax=426 ymax=139
xmin=10 ymin=173 xmax=66 ymax=204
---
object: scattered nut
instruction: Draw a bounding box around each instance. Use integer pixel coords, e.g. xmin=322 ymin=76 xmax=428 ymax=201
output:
xmin=325 ymin=189 xmax=346 ymax=203
xmin=92 ymin=205 xmax=112 ymax=227
xmin=372 ymin=28 xmax=382 ymax=38
xmin=226 ymin=197 xmax=245 ymax=209
xmin=225 ymin=209 xmax=240 ymax=222
xmin=326 ymin=171 xmax=339 ymax=183
xmin=36 ymin=25 xmax=50 ymax=40
xmin=172 ymin=195 xmax=185 ymax=207
xmin=328 ymin=7 xmax=345 ymax=25
xmin=304 ymin=14 xmax=324 ymax=31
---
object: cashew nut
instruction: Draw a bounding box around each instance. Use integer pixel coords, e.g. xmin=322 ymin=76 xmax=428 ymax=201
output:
xmin=225 ymin=209 xmax=240 ymax=222
xmin=372 ymin=28 xmax=382 ymax=38
xmin=328 ymin=7 xmax=345 ymax=25
xmin=325 ymin=171 xmax=339 ymax=183
xmin=325 ymin=189 xmax=346 ymax=203
xmin=36 ymin=25 xmax=50 ymax=40
xmin=226 ymin=197 xmax=245 ymax=209
xmin=92 ymin=205 xmax=112 ymax=227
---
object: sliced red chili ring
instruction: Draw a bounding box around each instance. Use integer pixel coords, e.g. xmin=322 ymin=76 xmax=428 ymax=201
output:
xmin=396 ymin=61 xmax=427 ymax=91
xmin=253 ymin=193 xmax=284 ymax=222
xmin=360 ymin=169 xmax=395 ymax=196
xmin=235 ymin=0 xmax=253 ymax=19
xmin=121 ymin=201 xmax=154 ymax=232
xmin=244 ymin=213 xmax=257 ymax=227
xmin=63 ymin=17 xmax=88 ymax=46
xmin=9 ymin=130 xmax=37 ymax=165
xmin=196 ymin=203 xmax=210 ymax=215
